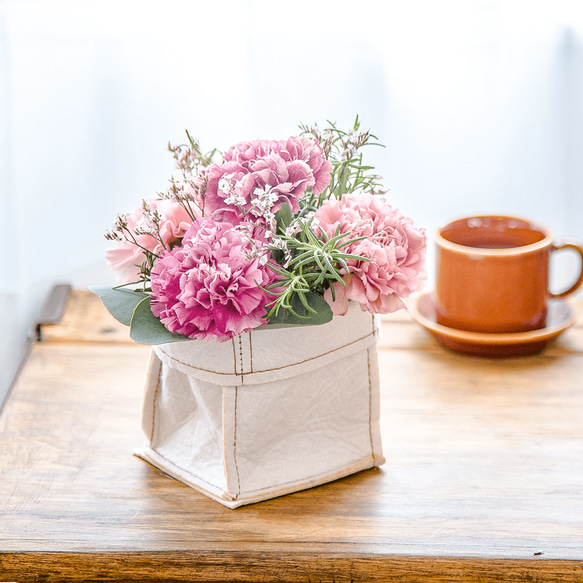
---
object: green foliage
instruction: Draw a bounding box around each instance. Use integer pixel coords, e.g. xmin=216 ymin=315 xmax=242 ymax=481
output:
xmin=264 ymin=218 xmax=368 ymax=322
xmin=299 ymin=115 xmax=387 ymax=212
xmin=260 ymin=292 xmax=333 ymax=328
xmin=91 ymin=286 xmax=188 ymax=344
xmin=90 ymin=286 xmax=149 ymax=326
xmin=129 ymin=297 xmax=187 ymax=345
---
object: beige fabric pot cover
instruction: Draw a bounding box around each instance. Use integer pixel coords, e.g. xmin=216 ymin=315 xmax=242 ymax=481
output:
xmin=135 ymin=301 xmax=385 ymax=508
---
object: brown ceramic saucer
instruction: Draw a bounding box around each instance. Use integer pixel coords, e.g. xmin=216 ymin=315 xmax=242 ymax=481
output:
xmin=409 ymin=291 xmax=577 ymax=357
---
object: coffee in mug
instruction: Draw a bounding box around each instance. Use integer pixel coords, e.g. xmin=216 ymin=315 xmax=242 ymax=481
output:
xmin=434 ymin=215 xmax=583 ymax=334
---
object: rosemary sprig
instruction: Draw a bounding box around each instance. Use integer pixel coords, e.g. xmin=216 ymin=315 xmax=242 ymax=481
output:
xmin=264 ymin=219 xmax=368 ymax=319
xmin=299 ymin=115 xmax=387 ymax=211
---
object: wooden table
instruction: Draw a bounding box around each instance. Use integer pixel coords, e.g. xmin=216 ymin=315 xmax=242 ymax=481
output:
xmin=1 ymin=288 xmax=583 ymax=582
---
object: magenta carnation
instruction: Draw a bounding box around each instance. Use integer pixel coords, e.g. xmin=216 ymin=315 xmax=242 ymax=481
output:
xmin=314 ymin=193 xmax=427 ymax=315
xmin=150 ymin=218 xmax=275 ymax=341
xmin=204 ymin=136 xmax=332 ymax=224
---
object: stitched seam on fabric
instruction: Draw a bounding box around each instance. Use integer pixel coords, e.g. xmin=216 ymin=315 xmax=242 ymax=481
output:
xmin=157 ymin=331 xmax=375 ymax=376
xmin=151 ymin=446 xmax=370 ymax=499
xmin=232 ymin=460 xmax=373 ymax=496
xmin=238 ymin=336 xmax=244 ymax=385
xmin=248 ymin=332 xmax=253 ymax=373
xmin=233 ymin=386 xmax=241 ymax=497
xmin=371 ymin=312 xmax=379 ymax=338
xmin=150 ymin=365 xmax=162 ymax=444
xmin=151 ymin=449 xmax=224 ymax=492
xmin=367 ymin=314 xmax=375 ymax=457
xmin=231 ymin=338 xmax=238 ymax=375
xmin=367 ymin=347 xmax=374 ymax=458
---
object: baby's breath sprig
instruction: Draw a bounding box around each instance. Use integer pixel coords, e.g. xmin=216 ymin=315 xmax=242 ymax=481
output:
xmin=163 ymin=131 xmax=218 ymax=219
xmin=104 ymin=212 xmax=159 ymax=291
xmin=299 ymin=116 xmax=387 ymax=212
xmin=134 ymin=200 xmax=166 ymax=249
xmin=168 ymin=130 xmax=218 ymax=175
xmin=105 ymin=213 xmax=153 ymax=255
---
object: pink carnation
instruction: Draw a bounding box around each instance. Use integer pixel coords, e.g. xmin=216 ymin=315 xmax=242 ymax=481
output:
xmin=278 ymin=136 xmax=333 ymax=196
xmin=105 ymin=199 xmax=195 ymax=284
xmin=150 ymin=218 xmax=275 ymax=342
xmin=204 ymin=136 xmax=332 ymax=224
xmin=224 ymin=136 xmax=332 ymax=196
xmin=222 ymin=139 xmax=279 ymax=164
xmin=314 ymin=193 xmax=426 ymax=315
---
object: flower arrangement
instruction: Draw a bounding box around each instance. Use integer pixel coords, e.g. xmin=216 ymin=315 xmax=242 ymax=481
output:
xmin=94 ymin=118 xmax=427 ymax=344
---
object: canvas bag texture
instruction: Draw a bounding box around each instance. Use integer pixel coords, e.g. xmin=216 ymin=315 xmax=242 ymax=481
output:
xmin=135 ymin=301 xmax=385 ymax=508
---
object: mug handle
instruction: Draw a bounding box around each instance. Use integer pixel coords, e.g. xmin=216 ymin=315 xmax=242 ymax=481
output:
xmin=550 ymin=242 xmax=583 ymax=299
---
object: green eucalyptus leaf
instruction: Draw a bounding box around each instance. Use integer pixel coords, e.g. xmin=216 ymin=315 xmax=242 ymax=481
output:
xmin=262 ymin=292 xmax=333 ymax=329
xmin=129 ymin=297 xmax=189 ymax=345
xmin=90 ymin=286 xmax=149 ymax=326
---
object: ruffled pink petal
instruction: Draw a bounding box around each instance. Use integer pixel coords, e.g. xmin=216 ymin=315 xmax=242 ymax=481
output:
xmin=150 ymin=218 xmax=275 ymax=342
xmin=323 ymin=281 xmax=351 ymax=316
xmin=315 ymin=192 xmax=426 ymax=315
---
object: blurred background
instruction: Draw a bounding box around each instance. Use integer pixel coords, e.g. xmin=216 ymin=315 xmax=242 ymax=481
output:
xmin=1 ymin=0 xmax=583 ymax=399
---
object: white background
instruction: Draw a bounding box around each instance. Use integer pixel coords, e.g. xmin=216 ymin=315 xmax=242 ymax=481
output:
xmin=1 ymin=0 xmax=583 ymax=398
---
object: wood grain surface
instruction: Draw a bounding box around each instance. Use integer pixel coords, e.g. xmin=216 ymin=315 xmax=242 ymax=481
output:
xmin=1 ymin=290 xmax=582 ymax=582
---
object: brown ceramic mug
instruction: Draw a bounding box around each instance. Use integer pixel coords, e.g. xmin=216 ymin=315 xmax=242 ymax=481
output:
xmin=434 ymin=215 xmax=583 ymax=334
